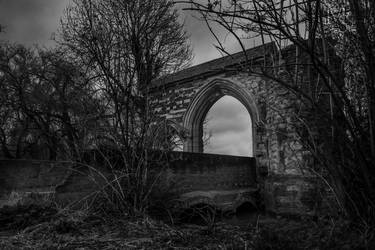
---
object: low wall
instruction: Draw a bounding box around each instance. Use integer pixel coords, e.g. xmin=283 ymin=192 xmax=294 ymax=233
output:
xmin=164 ymin=152 xmax=257 ymax=192
xmin=0 ymin=152 xmax=258 ymax=210
xmin=0 ymin=160 xmax=72 ymax=207
xmin=162 ymin=152 xmax=258 ymax=211
xmin=0 ymin=159 xmax=110 ymax=208
xmin=264 ymin=175 xmax=338 ymax=216
xmin=0 ymin=155 xmax=330 ymax=216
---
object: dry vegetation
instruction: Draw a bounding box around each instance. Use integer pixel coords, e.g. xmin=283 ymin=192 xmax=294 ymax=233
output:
xmin=1 ymin=0 xmax=375 ymax=249
xmin=0 ymin=204 xmax=371 ymax=249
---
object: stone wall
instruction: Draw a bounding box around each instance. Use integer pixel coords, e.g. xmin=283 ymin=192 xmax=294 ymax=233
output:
xmin=147 ymin=43 xmax=321 ymax=215
xmin=0 ymin=44 xmax=329 ymax=216
xmin=0 ymin=159 xmax=111 ymax=208
xmin=264 ymin=175 xmax=320 ymax=215
xmin=164 ymin=143 xmax=257 ymax=192
xmin=0 ymin=153 xmax=259 ymax=211
xmin=0 ymin=160 xmax=72 ymax=208
xmin=159 ymin=152 xmax=259 ymax=211
xmin=148 ymin=54 xmax=307 ymax=177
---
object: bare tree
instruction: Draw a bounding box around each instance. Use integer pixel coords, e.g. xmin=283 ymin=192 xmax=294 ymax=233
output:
xmin=57 ymin=0 xmax=192 ymax=215
xmin=181 ymin=0 xmax=375 ymax=224
xmin=59 ymin=0 xmax=192 ymax=148
xmin=0 ymin=43 xmax=102 ymax=160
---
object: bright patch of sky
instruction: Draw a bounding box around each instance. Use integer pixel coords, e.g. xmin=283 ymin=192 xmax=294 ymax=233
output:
xmin=204 ymin=96 xmax=252 ymax=156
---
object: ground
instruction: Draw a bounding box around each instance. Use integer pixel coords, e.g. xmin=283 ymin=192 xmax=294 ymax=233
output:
xmin=0 ymin=204 xmax=371 ymax=249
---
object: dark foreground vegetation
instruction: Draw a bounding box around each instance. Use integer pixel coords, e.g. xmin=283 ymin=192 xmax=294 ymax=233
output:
xmin=1 ymin=0 xmax=375 ymax=249
xmin=185 ymin=0 xmax=375 ymax=227
xmin=0 ymin=203 xmax=371 ymax=250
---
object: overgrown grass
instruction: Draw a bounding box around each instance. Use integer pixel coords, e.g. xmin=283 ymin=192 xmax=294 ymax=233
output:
xmin=1 ymin=147 xmax=373 ymax=249
xmin=0 ymin=204 xmax=257 ymax=249
xmin=1 ymin=203 xmax=373 ymax=249
xmin=56 ymin=146 xmax=179 ymax=219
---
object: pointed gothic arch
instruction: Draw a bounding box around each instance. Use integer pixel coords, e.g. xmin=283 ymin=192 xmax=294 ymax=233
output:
xmin=183 ymin=78 xmax=260 ymax=156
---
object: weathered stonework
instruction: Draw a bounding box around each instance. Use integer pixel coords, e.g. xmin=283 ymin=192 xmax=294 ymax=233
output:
xmin=0 ymin=160 xmax=72 ymax=208
xmin=163 ymin=152 xmax=258 ymax=211
xmin=149 ymin=47 xmax=306 ymax=176
xmin=0 ymin=159 xmax=110 ymax=208
xmin=0 ymin=153 xmax=259 ymax=213
xmin=0 ymin=43 xmax=326 ymax=216
xmin=264 ymin=175 xmax=320 ymax=215
xmin=147 ymin=43 xmax=319 ymax=215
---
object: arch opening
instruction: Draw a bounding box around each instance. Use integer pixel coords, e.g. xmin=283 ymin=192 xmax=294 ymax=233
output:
xmin=183 ymin=78 xmax=259 ymax=156
xmin=203 ymin=95 xmax=253 ymax=156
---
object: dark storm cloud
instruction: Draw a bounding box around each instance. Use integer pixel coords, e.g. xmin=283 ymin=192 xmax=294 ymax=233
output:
xmin=0 ymin=0 xmax=69 ymax=46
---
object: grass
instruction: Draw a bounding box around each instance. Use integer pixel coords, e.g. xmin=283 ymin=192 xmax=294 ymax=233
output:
xmin=0 ymin=205 xmax=257 ymax=249
xmin=1 ymin=204 xmax=373 ymax=249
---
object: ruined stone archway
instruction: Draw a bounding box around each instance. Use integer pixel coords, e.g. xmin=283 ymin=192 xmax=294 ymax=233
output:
xmin=146 ymin=44 xmax=322 ymax=215
xmin=183 ymin=78 xmax=260 ymax=155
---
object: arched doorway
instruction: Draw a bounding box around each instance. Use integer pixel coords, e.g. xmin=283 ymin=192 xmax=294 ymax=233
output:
xmin=183 ymin=78 xmax=259 ymax=155
xmin=203 ymin=95 xmax=253 ymax=156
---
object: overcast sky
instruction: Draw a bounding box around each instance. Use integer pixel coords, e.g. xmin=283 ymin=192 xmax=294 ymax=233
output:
xmin=204 ymin=96 xmax=252 ymax=156
xmin=0 ymin=0 xmax=245 ymax=64
xmin=0 ymin=0 xmax=253 ymax=156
